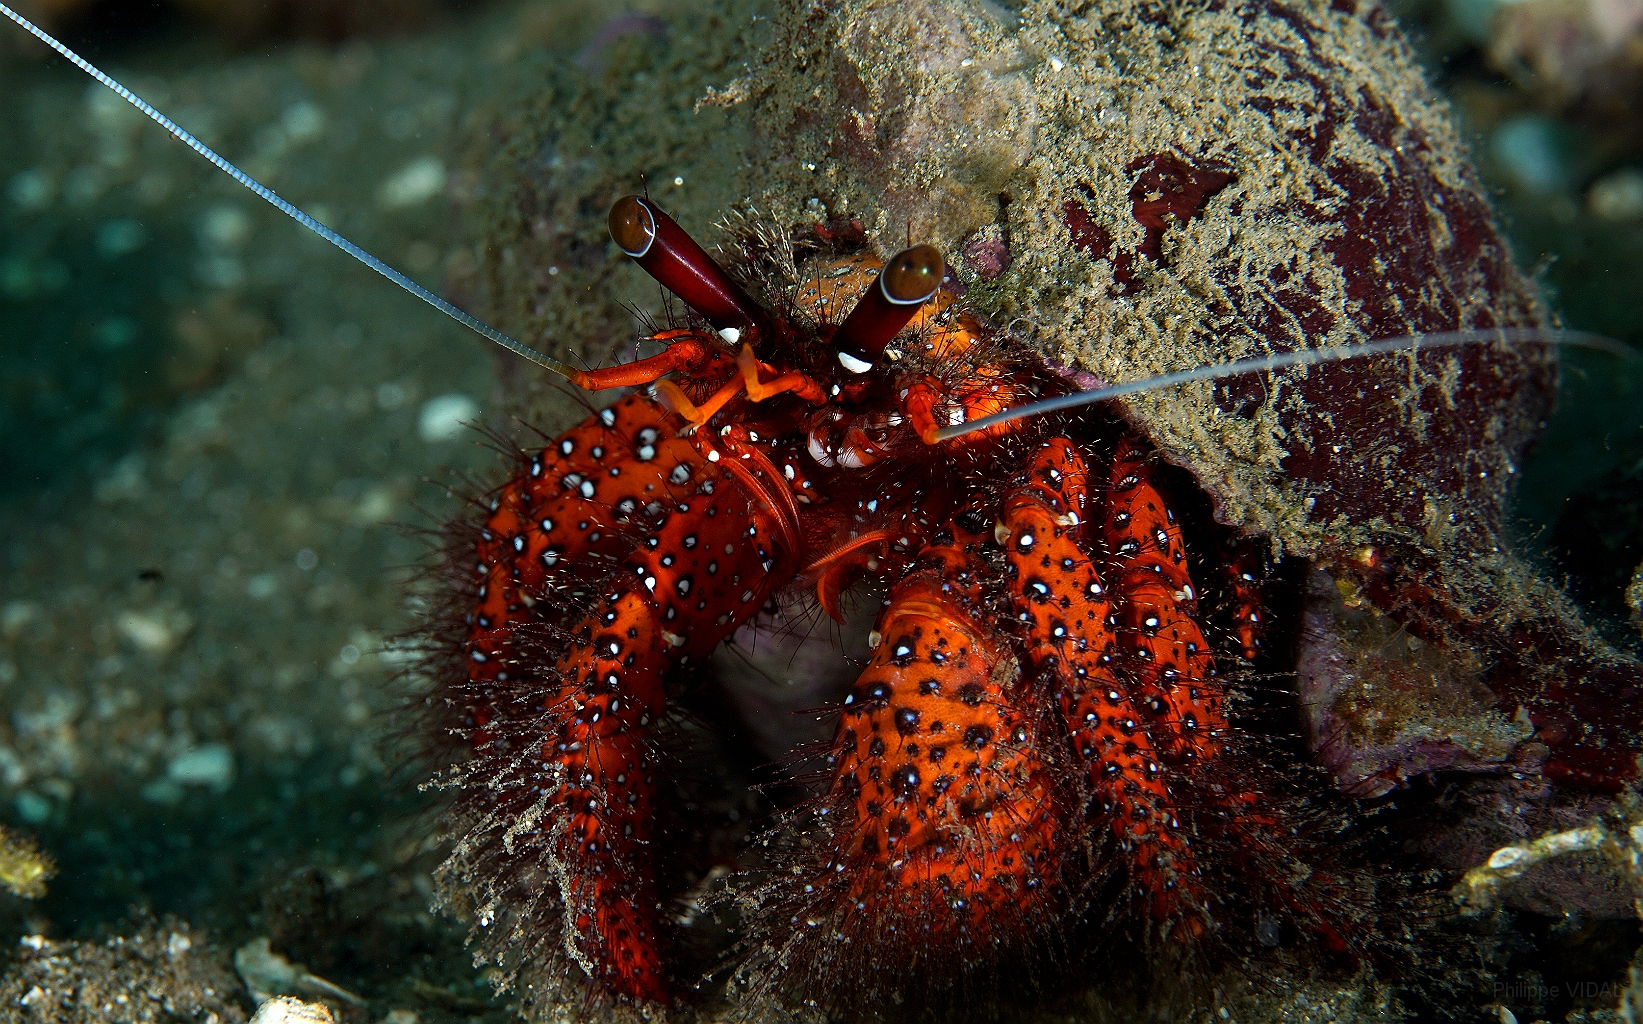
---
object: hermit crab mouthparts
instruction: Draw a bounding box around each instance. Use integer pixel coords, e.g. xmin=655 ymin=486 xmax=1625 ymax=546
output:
xmin=608 ymin=195 xmax=765 ymax=336
xmin=833 ymin=245 xmax=947 ymax=373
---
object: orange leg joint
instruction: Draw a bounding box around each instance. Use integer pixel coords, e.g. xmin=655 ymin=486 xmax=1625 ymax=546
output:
xmin=902 ymin=379 xmax=947 ymax=446
xmin=566 ymin=329 xmax=717 ymax=392
xmin=736 ymin=343 xmax=827 ymax=405
xmin=901 ymin=372 xmax=1023 ymax=448
xmin=655 ymin=343 xmax=827 ymax=430
xmin=652 ymin=375 xmax=743 ymax=431
xmin=804 ymin=529 xmax=905 ymax=623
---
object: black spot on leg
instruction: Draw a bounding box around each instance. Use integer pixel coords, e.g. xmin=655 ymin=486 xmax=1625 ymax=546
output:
xmin=890 ymin=637 xmax=918 ymax=666
xmin=894 ymin=707 xmax=921 ymax=735
xmin=891 ymin=765 xmax=920 ymax=798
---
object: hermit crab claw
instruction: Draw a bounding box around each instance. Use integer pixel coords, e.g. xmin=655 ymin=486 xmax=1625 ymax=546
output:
xmin=832 ymin=244 xmax=946 ymax=373
xmin=608 ymin=195 xmax=766 ymax=337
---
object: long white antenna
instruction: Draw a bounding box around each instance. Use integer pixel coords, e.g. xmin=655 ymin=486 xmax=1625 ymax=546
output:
xmin=935 ymin=328 xmax=1637 ymax=441
xmin=0 ymin=2 xmax=577 ymax=380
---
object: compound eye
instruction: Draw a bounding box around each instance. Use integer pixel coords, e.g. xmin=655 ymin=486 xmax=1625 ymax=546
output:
xmin=880 ymin=245 xmax=945 ymax=305
xmin=832 ymin=243 xmax=947 ymax=373
xmin=609 ymin=195 xmax=657 ymax=258
xmin=605 ymin=195 xmax=765 ymax=330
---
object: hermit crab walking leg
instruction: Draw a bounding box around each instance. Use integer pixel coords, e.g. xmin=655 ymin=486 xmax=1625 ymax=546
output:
xmin=463 ymin=394 xmax=800 ymax=1000
xmin=996 ymin=439 xmax=1213 ymax=927
xmin=1101 ymin=438 xmax=1227 ymax=773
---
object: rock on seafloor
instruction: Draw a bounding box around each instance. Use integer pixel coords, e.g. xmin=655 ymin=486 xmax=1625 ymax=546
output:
xmin=1483 ymin=0 xmax=1643 ymax=114
xmin=1297 ymin=569 xmax=1536 ymax=799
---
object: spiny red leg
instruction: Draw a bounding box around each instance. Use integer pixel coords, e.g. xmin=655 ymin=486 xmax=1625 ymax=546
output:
xmin=461 ymin=392 xmax=793 ymax=1002
xmin=816 ymin=539 xmax=1062 ymax=945
xmin=548 ymin=589 xmax=668 ymax=999
xmin=467 ymin=395 xmax=691 ymax=739
xmin=997 ymin=439 xmax=1204 ymax=923
xmin=546 ymin=450 xmax=792 ymax=997
xmin=1106 ymin=439 xmax=1228 ymax=768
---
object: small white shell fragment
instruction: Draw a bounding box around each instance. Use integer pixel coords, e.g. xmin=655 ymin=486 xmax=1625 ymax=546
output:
xmin=281 ymin=101 xmax=327 ymax=144
xmin=116 ymin=608 xmax=193 ymax=654
xmin=250 ymin=997 xmax=336 ymax=1024
xmin=237 ymin=937 xmax=365 ymax=1008
xmin=167 ymin=744 xmax=236 ymax=792
xmin=200 ymin=205 xmax=251 ymax=249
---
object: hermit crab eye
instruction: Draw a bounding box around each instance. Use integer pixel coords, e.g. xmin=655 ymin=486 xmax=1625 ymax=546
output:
xmin=609 ymin=195 xmax=657 ymax=258
xmin=607 ymin=195 xmax=765 ymax=334
xmin=881 ymin=245 xmax=945 ymax=305
xmin=834 ymin=244 xmax=946 ymax=374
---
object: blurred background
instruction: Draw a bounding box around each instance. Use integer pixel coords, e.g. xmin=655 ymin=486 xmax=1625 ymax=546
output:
xmin=1388 ymin=0 xmax=1643 ymax=642
xmin=0 ymin=1 xmax=602 ymax=1017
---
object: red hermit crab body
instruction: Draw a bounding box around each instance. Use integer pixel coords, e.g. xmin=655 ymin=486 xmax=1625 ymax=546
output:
xmin=437 ymin=198 xmax=1330 ymax=1009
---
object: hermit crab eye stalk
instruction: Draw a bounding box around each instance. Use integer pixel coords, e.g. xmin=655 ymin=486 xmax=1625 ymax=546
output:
xmin=608 ymin=195 xmax=764 ymax=336
xmin=833 ymin=244 xmax=946 ymax=373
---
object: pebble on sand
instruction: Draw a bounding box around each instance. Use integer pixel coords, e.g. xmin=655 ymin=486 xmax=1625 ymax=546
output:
xmin=417 ymin=394 xmax=479 ymax=443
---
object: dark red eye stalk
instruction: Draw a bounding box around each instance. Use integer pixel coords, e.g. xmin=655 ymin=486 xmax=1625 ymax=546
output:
xmin=832 ymin=244 xmax=946 ymax=373
xmin=609 ymin=195 xmax=764 ymax=335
